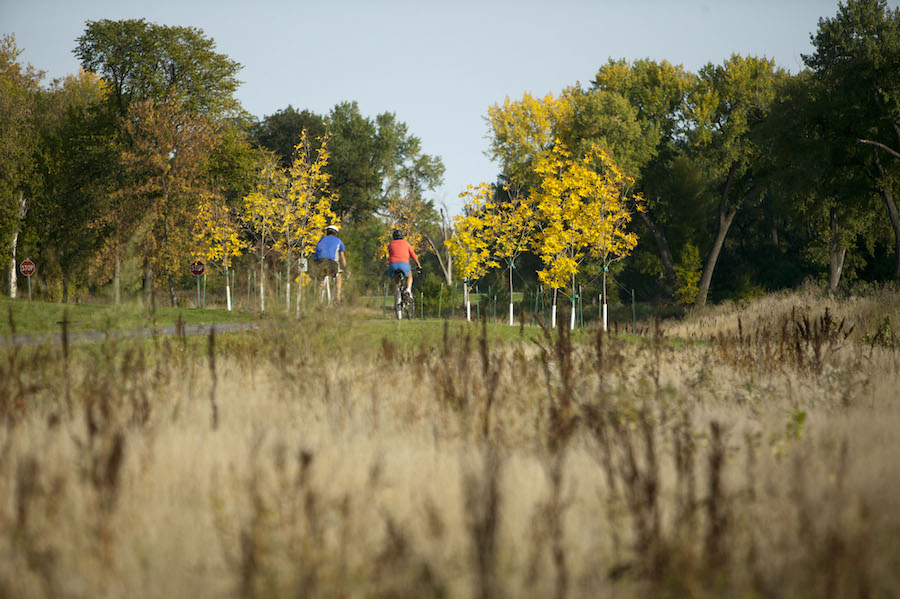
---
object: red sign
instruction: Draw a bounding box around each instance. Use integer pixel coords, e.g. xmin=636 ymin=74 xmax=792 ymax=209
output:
xmin=19 ymin=259 xmax=35 ymax=277
xmin=190 ymin=261 xmax=205 ymax=276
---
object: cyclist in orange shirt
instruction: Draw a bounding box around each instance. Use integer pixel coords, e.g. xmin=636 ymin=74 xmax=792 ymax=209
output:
xmin=387 ymin=229 xmax=422 ymax=299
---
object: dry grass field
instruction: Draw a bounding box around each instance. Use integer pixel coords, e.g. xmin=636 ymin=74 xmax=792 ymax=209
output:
xmin=2 ymin=287 xmax=899 ymax=598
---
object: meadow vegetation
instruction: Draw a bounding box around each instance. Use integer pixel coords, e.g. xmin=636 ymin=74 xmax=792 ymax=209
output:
xmin=0 ymin=295 xmax=262 ymax=336
xmin=2 ymin=287 xmax=899 ymax=598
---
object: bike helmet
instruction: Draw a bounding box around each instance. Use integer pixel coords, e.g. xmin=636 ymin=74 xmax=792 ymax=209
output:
xmin=392 ymin=229 xmax=404 ymax=240
xmin=326 ymin=224 xmax=340 ymax=234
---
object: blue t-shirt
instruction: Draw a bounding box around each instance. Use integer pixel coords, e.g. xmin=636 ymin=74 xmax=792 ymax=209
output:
xmin=313 ymin=235 xmax=345 ymax=260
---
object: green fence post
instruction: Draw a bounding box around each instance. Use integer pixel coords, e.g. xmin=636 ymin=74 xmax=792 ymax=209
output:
xmin=529 ymin=287 xmax=534 ymax=326
xmin=580 ymin=285 xmax=584 ymax=329
xmin=420 ymin=291 xmax=424 ymax=319
xmin=632 ymin=289 xmax=637 ymax=334
xmin=476 ymin=286 xmax=480 ymax=321
xmin=452 ymin=283 xmax=458 ymax=319
xmin=438 ymin=283 xmax=444 ymax=318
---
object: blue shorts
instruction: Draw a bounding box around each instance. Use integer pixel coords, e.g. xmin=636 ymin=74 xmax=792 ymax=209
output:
xmin=388 ymin=262 xmax=410 ymax=278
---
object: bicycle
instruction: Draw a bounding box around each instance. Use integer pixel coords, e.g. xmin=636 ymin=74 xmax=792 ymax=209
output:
xmin=391 ymin=267 xmax=420 ymax=320
xmin=319 ymin=270 xmax=342 ymax=305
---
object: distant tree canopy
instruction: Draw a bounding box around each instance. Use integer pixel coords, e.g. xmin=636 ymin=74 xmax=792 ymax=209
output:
xmin=476 ymin=0 xmax=900 ymax=305
xmin=252 ymin=101 xmax=444 ymax=223
xmin=75 ymin=18 xmax=242 ymax=118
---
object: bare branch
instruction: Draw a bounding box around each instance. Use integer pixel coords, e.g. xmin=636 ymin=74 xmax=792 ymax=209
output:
xmin=857 ymin=138 xmax=900 ymax=160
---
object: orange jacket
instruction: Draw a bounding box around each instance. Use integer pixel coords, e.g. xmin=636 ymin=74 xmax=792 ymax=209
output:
xmin=388 ymin=239 xmax=418 ymax=264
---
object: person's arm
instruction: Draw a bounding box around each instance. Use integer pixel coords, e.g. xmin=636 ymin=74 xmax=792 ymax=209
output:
xmin=339 ymin=250 xmax=347 ymax=269
xmin=408 ymin=242 xmax=421 ymax=268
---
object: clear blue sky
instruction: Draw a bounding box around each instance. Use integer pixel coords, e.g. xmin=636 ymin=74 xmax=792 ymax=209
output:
xmin=3 ymin=0 xmax=887 ymax=215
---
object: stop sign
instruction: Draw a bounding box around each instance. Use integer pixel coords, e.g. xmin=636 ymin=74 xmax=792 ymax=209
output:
xmin=19 ymin=259 xmax=35 ymax=277
xmin=190 ymin=261 xmax=205 ymax=276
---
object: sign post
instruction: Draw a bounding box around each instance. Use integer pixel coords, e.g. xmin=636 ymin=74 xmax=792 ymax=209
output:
xmin=190 ymin=261 xmax=205 ymax=308
xmin=19 ymin=259 xmax=35 ymax=301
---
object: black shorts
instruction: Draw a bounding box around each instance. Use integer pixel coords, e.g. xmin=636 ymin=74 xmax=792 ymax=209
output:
xmin=312 ymin=258 xmax=339 ymax=279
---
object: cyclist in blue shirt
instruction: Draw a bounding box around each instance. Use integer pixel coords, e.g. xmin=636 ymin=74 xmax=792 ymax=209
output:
xmin=312 ymin=224 xmax=347 ymax=302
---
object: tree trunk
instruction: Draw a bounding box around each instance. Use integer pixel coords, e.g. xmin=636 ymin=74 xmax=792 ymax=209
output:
xmin=259 ymin=241 xmax=266 ymax=312
xmin=638 ymin=209 xmax=677 ymax=294
xmin=6 ymin=191 xmax=27 ymax=299
xmin=464 ymin=279 xmax=471 ymax=321
xmin=114 ymin=249 xmax=121 ymax=304
xmin=551 ymin=288 xmax=558 ymax=329
xmin=874 ymin=150 xmax=900 ymax=279
xmin=695 ymin=163 xmax=741 ymax=308
xmin=259 ymin=261 xmax=266 ymax=312
xmin=828 ymin=209 xmax=847 ymax=292
xmin=142 ymin=257 xmax=153 ymax=302
xmin=7 ymin=229 xmax=19 ymax=300
xmin=601 ymin=262 xmax=609 ymax=332
xmin=284 ymin=261 xmax=291 ymax=313
xmin=570 ymin=273 xmax=576 ymax=331
xmin=509 ymin=265 xmax=515 ymax=326
xmin=423 ymin=233 xmax=453 ymax=286
xmin=168 ymin=273 xmax=177 ymax=307
xmin=225 ymin=259 xmax=232 ymax=312
xmin=695 ymin=205 xmax=738 ymax=308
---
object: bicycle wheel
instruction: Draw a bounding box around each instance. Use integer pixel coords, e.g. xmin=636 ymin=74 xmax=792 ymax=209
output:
xmin=394 ymin=282 xmax=404 ymax=320
xmin=403 ymin=292 xmax=415 ymax=320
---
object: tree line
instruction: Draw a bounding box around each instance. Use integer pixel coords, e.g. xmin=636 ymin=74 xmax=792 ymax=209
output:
xmin=1 ymin=18 xmax=445 ymax=310
xmin=466 ymin=0 xmax=900 ymax=311
xmin=2 ymin=0 xmax=898 ymax=310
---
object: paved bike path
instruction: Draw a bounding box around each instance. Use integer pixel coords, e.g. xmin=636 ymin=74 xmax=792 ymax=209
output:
xmin=0 ymin=322 xmax=262 ymax=348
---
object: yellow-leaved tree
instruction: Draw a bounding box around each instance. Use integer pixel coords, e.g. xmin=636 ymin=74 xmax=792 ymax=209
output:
xmin=276 ymin=129 xmax=339 ymax=312
xmin=532 ymin=141 xmax=641 ymax=328
xmin=446 ymin=184 xmax=499 ymax=320
xmin=243 ymin=152 xmax=287 ymax=312
xmin=193 ymin=190 xmax=248 ymax=311
xmin=450 ymin=182 xmax=539 ymax=324
xmin=485 ymin=182 xmax=539 ymax=325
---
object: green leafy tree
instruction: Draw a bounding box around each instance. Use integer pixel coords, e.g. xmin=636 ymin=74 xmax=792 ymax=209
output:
xmin=325 ymin=102 xmax=444 ymax=222
xmin=761 ymin=70 xmax=882 ymax=291
xmin=251 ymin=105 xmax=326 ymax=168
xmin=74 ymin=19 xmax=244 ymax=301
xmin=27 ymin=70 xmax=112 ymax=302
xmin=592 ymin=58 xmax=695 ymax=295
xmin=0 ymin=34 xmax=42 ymax=298
xmin=688 ymin=54 xmax=787 ymax=306
xmin=673 ymin=242 xmax=701 ymax=304
xmin=803 ymin=0 xmax=900 ymax=280
xmin=204 ymin=122 xmax=260 ymax=205
xmin=75 ymin=19 xmax=242 ymax=118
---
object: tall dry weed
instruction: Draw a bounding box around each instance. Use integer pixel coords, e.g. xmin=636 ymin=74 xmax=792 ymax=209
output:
xmin=1 ymin=296 xmax=899 ymax=598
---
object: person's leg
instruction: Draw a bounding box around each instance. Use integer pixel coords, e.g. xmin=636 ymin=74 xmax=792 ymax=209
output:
xmin=405 ymin=272 xmax=413 ymax=294
xmin=335 ymin=272 xmax=342 ymax=301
